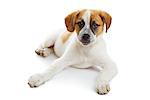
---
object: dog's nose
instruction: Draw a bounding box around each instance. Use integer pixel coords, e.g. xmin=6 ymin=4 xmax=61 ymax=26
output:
xmin=82 ymin=34 xmax=90 ymax=41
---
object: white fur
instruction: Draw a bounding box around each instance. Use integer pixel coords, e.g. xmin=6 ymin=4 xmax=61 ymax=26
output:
xmin=28 ymin=10 xmax=117 ymax=95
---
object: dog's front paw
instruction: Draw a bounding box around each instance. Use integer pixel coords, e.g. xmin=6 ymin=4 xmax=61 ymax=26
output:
xmin=96 ymin=81 xmax=110 ymax=95
xmin=35 ymin=48 xmax=52 ymax=57
xmin=28 ymin=74 xmax=45 ymax=88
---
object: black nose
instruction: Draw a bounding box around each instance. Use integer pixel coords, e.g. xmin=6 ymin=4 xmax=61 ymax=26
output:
xmin=82 ymin=34 xmax=90 ymax=41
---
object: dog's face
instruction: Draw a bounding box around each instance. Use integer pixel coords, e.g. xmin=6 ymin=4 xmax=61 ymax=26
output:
xmin=65 ymin=9 xmax=112 ymax=46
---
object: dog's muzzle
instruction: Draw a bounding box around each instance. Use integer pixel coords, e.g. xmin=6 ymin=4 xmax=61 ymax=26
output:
xmin=80 ymin=34 xmax=90 ymax=45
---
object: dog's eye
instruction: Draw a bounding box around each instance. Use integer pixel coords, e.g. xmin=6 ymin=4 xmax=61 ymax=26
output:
xmin=77 ymin=20 xmax=85 ymax=29
xmin=91 ymin=21 xmax=100 ymax=30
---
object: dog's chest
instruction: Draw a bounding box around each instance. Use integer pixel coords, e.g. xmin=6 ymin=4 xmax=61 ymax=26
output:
xmin=72 ymin=48 xmax=95 ymax=68
xmin=73 ymin=58 xmax=93 ymax=68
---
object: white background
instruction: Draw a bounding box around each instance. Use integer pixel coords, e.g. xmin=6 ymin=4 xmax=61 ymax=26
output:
xmin=0 ymin=0 xmax=150 ymax=100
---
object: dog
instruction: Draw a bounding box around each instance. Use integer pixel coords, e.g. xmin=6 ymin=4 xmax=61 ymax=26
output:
xmin=28 ymin=9 xmax=118 ymax=95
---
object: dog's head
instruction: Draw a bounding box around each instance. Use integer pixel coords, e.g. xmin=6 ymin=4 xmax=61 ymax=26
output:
xmin=65 ymin=9 xmax=112 ymax=46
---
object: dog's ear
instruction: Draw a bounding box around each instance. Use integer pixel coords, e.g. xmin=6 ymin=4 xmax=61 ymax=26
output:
xmin=99 ymin=11 xmax=112 ymax=33
xmin=65 ymin=11 xmax=79 ymax=32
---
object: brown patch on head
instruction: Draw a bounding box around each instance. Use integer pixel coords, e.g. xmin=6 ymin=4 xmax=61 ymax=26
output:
xmin=65 ymin=11 xmax=79 ymax=32
xmin=74 ymin=10 xmax=86 ymax=34
xmin=61 ymin=31 xmax=72 ymax=43
xmin=65 ymin=10 xmax=86 ymax=33
xmin=90 ymin=10 xmax=112 ymax=36
xmin=65 ymin=9 xmax=112 ymax=37
xmin=99 ymin=11 xmax=112 ymax=33
xmin=90 ymin=10 xmax=104 ymax=36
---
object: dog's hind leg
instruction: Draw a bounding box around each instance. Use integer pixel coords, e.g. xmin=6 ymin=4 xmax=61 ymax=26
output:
xmin=35 ymin=32 xmax=59 ymax=57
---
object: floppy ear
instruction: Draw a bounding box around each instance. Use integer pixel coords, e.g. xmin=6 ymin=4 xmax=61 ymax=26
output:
xmin=65 ymin=11 xmax=79 ymax=32
xmin=99 ymin=11 xmax=112 ymax=33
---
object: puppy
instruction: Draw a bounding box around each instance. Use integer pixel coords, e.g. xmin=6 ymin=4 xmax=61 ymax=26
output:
xmin=28 ymin=9 xmax=118 ymax=95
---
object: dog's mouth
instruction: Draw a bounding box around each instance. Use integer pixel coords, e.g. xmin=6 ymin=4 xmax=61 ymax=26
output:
xmin=80 ymin=39 xmax=90 ymax=45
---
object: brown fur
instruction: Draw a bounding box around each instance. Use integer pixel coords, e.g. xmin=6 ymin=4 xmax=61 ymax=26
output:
xmin=65 ymin=11 xmax=79 ymax=32
xmin=90 ymin=10 xmax=104 ymax=36
xmin=74 ymin=10 xmax=86 ymax=34
xmin=91 ymin=10 xmax=112 ymax=34
xmin=65 ymin=9 xmax=112 ymax=37
xmin=65 ymin=10 xmax=86 ymax=33
xmin=98 ymin=10 xmax=112 ymax=33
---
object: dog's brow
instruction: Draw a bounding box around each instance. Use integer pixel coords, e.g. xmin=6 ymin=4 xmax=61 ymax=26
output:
xmin=83 ymin=10 xmax=91 ymax=29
